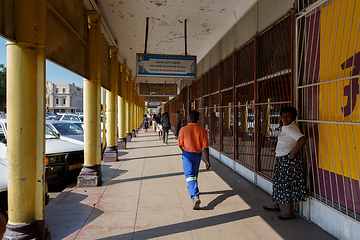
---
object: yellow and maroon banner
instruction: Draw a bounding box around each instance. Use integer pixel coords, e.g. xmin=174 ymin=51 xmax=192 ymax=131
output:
xmin=318 ymin=0 xmax=360 ymax=180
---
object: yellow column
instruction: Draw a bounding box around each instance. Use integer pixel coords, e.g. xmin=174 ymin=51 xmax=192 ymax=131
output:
xmin=118 ymin=64 xmax=127 ymax=149
xmin=5 ymin=0 xmax=47 ymax=238
xmin=103 ymin=47 xmax=118 ymax=162
xmin=139 ymin=96 xmax=141 ymax=127
xmin=131 ymin=81 xmax=136 ymax=134
xmin=135 ymin=93 xmax=139 ymax=130
xmin=126 ymin=74 xmax=132 ymax=141
xmin=78 ymin=11 xmax=102 ymax=187
xmin=127 ymin=74 xmax=134 ymax=137
xmin=102 ymin=88 xmax=106 ymax=149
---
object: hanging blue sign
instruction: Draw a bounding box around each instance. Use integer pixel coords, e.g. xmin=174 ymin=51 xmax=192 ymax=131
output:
xmin=136 ymin=54 xmax=196 ymax=78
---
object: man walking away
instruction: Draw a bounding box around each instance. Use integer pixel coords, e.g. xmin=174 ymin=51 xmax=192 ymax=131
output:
xmin=178 ymin=110 xmax=211 ymax=210
xmin=175 ymin=111 xmax=181 ymax=140
xmin=161 ymin=112 xmax=170 ymax=144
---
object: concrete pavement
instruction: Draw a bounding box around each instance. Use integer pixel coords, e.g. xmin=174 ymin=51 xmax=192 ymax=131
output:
xmin=45 ymin=129 xmax=336 ymax=240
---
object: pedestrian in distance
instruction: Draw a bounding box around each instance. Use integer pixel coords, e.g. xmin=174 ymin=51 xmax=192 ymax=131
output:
xmin=175 ymin=110 xmax=181 ymax=140
xmin=156 ymin=113 xmax=163 ymax=139
xmin=152 ymin=114 xmax=157 ymax=131
xmin=142 ymin=114 xmax=149 ymax=132
xmin=160 ymin=112 xmax=170 ymax=144
xmin=263 ymin=106 xmax=308 ymax=220
xmin=178 ymin=110 xmax=211 ymax=210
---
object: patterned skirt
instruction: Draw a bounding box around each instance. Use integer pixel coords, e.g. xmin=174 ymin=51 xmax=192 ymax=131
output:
xmin=272 ymin=154 xmax=307 ymax=204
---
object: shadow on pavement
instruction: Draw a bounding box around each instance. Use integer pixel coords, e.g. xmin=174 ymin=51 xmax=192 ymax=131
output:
xmin=94 ymin=154 xmax=336 ymax=240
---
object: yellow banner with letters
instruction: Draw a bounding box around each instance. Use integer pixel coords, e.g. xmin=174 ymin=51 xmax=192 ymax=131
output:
xmin=318 ymin=0 xmax=360 ymax=180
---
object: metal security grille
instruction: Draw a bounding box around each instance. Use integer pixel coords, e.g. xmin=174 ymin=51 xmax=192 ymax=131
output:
xmin=296 ymin=0 xmax=360 ymax=221
xmin=257 ymin=15 xmax=292 ymax=179
xmin=164 ymin=12 xmax=293 ymax=184
xmin=297 ymin=0 xmax=321 ymax=11
xmin=235 ymin=41 xmax=256 ymax=168
xmin=202 ymin=73 xmax=209 ymax=96
xmin=221 ymin=56 xmax=234 ymax=90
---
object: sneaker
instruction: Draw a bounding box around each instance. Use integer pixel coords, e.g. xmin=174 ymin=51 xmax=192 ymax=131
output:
xmin=192 ymin=195 xmax=201 ymax=210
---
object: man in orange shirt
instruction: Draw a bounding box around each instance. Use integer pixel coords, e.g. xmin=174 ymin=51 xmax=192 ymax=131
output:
xmin=178 ymin=110 xmax=211 ymax=210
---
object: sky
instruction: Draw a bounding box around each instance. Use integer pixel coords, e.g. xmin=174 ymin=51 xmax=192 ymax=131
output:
xmin=0 ymin=37 xmax=83 ymax=88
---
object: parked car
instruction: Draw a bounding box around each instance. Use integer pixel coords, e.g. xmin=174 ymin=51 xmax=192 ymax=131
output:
xmin=46 ymin=120 xmax=84 ymax=145
xmin=77 ymin=114 xmax=84 ymax=122
xmin=72 ymin=122 xmax=84 ymax=130
xmin=0 ymin=119 xmax=84 ymax=182
xmin=46 ymin=120 xmax=105 ymax=159
xmin=46 ymin=112 xmax=56 ymax=120
xmin=54 ymin=113 xmax=82 ymax=122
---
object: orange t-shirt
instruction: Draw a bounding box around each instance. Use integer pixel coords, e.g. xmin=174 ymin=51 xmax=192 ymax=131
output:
xmin=178 ymin=123 xmax=209 ymax=153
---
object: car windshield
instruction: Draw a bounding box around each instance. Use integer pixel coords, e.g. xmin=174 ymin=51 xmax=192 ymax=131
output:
xmin=46 ymin=126 xmax=59 ymax=139
xmin=73 ymin=122 xmax=84 ymax=130
xmin=52 ymin=123 xmax=84 ymax=135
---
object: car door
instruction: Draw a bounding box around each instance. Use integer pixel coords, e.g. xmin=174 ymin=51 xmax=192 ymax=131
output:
xmin=0 ymin=123 xmax=7 ymax=159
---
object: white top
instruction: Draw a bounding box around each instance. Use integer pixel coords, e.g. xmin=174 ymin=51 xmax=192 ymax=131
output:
xmin=275 ymin=121 xmax=304 ymax=157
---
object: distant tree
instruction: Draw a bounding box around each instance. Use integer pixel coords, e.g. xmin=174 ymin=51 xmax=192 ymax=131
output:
xmin=0 ymin=64 xmax=5 ymax=104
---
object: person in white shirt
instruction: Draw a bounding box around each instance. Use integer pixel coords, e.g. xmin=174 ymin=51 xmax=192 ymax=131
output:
xmin=263 ymin=106 xmax=307 ymax=220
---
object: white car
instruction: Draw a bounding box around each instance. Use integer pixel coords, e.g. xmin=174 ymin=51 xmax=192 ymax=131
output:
xmin=54 ymin=113 xmax=82 ymax=122
xmin=46 ymin=120 xmax=106 ymax=159
xmin=46 ymin=120 xmax=84 ymax=145
xmin=0 ymin=119 xmax=84 ymax=182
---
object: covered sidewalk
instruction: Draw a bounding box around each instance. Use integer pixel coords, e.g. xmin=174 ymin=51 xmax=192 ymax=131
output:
xmin=45 ymin=129 xmax=335 ymax=240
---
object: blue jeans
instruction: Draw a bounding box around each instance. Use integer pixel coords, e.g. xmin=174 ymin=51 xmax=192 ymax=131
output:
xmin=163 ymin=127 xmax=169 ymax=143
xmin=182 ymin=151 xmax=202 ymax=199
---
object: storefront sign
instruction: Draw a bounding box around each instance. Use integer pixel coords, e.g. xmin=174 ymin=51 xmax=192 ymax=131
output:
xmin=136 ymin=54 xmax=196 ymax=78
xmin=147 ymin=102 xmax=161 ymax=107
xmin=138 ymin=83 xmax=177 ymax=96
xmin=144 ymin=96 xmax=169 ymax=102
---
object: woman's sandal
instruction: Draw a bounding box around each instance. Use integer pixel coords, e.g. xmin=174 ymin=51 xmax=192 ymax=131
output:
xmin=263 ymin=206 xmax=281 ymax=212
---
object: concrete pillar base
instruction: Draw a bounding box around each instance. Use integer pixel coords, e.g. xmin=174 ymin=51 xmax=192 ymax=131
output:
xmin=77 ymin=164 xmax=102 ymax=188
xmin=3 ymin=221 xmax=42 ymax=240
xmin=132 ymin=129 xmax=136 ymax=137
xmin=118 ymin=138 xmax=126 ymax=149
xmin=126 ymin=133 xmax=132 ymax=142
xmin=103 ymin=146 xmax=118 ymax=163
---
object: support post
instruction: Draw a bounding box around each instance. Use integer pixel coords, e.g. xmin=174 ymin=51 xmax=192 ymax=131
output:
xmin=131 ymin=81 xmax=136 ymax=137
xmin=78 ymin=11 xmax=102 ymax=187
xmin=118 ymin=64 xmax=127 ymax=149
xmin=4 ymin=0 xmax=49 ymax=239
xmin=103 ymin=47 xmax=118 ymax=162
xmin=126 ymin=74 xmax=132 ymax=142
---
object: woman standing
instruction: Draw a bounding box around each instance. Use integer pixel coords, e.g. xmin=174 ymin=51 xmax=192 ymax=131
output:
xmin=152 ymin=114 xmax=157 ymax=131
xmin=263 ymin=106 xmax=307 ymax=220
xmin=142 ymin=114 xmax=149 ymax=132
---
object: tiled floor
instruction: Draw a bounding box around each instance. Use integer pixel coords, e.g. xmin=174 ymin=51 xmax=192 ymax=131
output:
xmin=45 ymin=129 xmax=336 ymax=240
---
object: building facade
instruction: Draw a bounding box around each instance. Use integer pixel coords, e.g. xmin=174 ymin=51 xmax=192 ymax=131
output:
xmin=46 ymin=81 xmax=83 ymax=113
